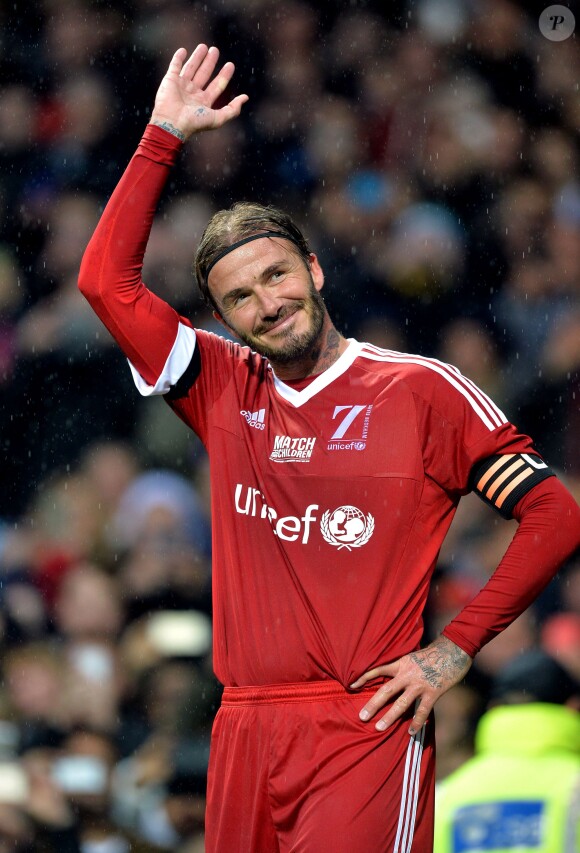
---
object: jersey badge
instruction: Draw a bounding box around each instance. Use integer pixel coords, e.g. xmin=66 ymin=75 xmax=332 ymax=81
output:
xmin=240 ymin=408 xmax=266 ymax=430
xmin=320 ymin=505 xmax=375 ymax=550
xmin=270 ymin=435 xmax=316 ymax=462
xmin=327 ymin=404 xmax=373 ymax=451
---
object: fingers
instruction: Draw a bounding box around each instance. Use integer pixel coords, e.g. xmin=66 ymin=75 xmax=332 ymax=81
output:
xmin=408 ymin=699 xmax=432 ymax=736
xmin=358 ymin=680 xmax=396 ymax=721
xmin=178 ymin=45 xmax=224 ymax=98
xmin=205 ymin=60 xmax=237 ymax=105
xmin=178 ymin=44 xmax=210 ymax=80
xmin=173 ymin=45 xmax=243 ymax=117
xmin=360 ymin=686 xmax=430 ymax=734
xmin=212 ymin=94 xmax=249 ymax=128
xmin=350 ymin=663 xmax=396 ymax=689
xmin=359 ymin=681 xmax=415 ymax=726
xmin=187 ymin=45 xmax=221 ymax=90
xmin=166 ymin=47 xmax=188 ymax=76
xmin=374 ymin=692 xmax=423 ymax=733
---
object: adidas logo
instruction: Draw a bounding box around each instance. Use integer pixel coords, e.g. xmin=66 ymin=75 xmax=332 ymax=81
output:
xmin=240 ymin=408 xmax=266 ymax=430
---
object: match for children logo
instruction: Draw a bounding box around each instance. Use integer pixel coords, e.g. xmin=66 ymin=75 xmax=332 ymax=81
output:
xmin=270 ymin=435 xmax=316 ymax=462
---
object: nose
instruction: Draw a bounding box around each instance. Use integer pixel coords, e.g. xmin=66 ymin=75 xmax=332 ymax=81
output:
xmin=255 ymin=286 xmax=281 ymax=318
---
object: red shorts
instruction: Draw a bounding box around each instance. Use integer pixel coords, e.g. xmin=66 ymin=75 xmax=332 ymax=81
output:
xmin=205 ymin=680 xmax=435 ymax=852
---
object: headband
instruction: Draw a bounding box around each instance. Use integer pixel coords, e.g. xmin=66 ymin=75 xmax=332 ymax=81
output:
xmin=205 ymin=231 xmax=301 ymax=281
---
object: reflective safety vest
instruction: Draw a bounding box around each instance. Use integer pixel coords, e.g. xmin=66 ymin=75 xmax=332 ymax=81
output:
xmin=434 ymin=703 xmax=580 ymax=852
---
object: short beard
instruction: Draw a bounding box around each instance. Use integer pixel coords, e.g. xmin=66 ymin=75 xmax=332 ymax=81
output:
xmin=229 ymin=280 xmax=326 ymax=365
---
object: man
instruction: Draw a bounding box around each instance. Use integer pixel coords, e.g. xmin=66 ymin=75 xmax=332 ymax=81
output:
xmin=78 ymin=45 xmax=580 ymax=852
xmin=434 ymin=649 xmax=580 ymax=852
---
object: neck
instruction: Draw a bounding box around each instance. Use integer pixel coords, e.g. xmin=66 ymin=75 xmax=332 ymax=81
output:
xmin=271 ymin=323 xmax=348 ymax=381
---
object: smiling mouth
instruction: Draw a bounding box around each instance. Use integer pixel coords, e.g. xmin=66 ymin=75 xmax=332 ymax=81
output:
xmin=257 ymin=309 xmax=299 ymax=337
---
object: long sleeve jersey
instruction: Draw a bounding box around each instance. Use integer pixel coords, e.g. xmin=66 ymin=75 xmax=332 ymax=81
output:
xmin=79 ymin=125 xmax=580 ymax=687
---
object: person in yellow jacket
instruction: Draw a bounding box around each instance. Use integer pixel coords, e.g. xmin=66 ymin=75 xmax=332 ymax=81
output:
xmin=434 ymin=648 xmax=580 ymax=852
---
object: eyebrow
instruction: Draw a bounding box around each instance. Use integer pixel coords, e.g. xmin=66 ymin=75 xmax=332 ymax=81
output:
xmin=221 ymin=261 xmax=288 ymax=308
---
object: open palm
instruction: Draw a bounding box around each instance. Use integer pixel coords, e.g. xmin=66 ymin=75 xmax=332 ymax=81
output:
xmin=151 ymin=44 xmax=248 ymax=140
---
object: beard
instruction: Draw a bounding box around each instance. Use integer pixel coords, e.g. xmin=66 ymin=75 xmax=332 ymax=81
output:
xmin=230 ymin=279 xmax=327 ymax=365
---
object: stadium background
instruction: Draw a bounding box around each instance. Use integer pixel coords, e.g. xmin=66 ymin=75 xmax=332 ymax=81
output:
xmin=0 ymin=0 xmax=578 ymax=849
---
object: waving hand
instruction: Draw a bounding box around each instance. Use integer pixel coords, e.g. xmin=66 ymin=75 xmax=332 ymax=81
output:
xmin=150 ymin=44 xmax=248 ymax=141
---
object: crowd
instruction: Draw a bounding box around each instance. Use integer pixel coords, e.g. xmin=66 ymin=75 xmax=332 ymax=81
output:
xmin=0 ymin=0 xmax=579 ymax=848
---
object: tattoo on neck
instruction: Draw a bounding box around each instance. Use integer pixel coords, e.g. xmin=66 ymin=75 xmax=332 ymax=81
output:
xmin=150 ymin=120 xmax=185 ymax=142
xmin=324 ymin=329 xmax=340 ymax=358
xmin=312 ymin=329 xmax=340 ymax=371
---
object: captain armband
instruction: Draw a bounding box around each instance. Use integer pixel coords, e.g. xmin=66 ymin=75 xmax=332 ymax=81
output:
xmin=469 ymin=452 xmax=555 ymax=519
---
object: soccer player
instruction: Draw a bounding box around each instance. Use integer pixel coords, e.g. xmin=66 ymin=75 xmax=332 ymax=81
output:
xmin=78 ymin=45 xmax=580 ymax=852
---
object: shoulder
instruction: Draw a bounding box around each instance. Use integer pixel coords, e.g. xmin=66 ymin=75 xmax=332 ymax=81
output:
xmin=195 ymin=327 xmax=269 ymax=372
xmin=356 ymin=342 xmax=463 ymax=393
xmin=355 ymin=342 xmax=507 ymax=431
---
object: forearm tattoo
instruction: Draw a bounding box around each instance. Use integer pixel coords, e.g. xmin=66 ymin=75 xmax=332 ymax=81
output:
xmin=410 ymin=636 xmax=471 ymax=689
xmin=150 ymin=120 xmax=186 ymax=142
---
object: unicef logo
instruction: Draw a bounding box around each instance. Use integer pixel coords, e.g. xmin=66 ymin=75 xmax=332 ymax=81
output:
xmin=320 ymin=505 xmax=375 ymax=550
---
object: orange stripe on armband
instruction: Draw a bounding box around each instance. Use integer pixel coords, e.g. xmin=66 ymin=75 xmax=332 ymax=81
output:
xmin=485 ymin=458 xmax=525 ymax=500
xmin=476 ymin=454 xmax=515 ymax=492
xmin=495 ymin=468 xmax=534 ymax=509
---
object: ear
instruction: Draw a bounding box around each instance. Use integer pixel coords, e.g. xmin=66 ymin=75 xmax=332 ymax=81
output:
xmin=308 ymin=253 xmax=325 ymax=293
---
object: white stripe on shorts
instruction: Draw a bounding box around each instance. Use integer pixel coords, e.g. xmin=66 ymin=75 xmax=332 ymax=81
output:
xmin=393 ymin=726 xmax=425 ymax=853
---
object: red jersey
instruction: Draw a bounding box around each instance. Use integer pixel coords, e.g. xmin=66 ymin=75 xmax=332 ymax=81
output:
xmin=131 ymin=326 xmax=535 ymax=687
xmin=79 ymin=124 xmax=577 ymax=691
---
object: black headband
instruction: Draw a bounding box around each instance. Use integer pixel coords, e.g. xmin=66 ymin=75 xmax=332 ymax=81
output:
xmin=205 ymin=231 xmax=301 ymax=282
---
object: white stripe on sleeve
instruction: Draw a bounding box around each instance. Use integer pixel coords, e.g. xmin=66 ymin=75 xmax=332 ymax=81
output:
xmin=360 ymin=346 xmax=506 ymax=432
xmin=128 ymin=322 xmax=197 ymax=397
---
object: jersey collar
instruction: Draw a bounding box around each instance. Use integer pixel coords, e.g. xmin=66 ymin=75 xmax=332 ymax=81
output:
xmin=271 ymin=339 xmax=362 ymax=407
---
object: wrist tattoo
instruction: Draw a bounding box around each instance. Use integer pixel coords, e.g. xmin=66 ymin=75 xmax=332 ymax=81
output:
xmin=150 ymin=120 xmax=185 ymax=142
xmin=410 ymin=636 xmax=471 ymax=689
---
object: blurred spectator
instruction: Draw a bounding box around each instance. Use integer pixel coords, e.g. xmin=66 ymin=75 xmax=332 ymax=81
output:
xmin=0 ymin=749 xmax=80 ymax=852
xmin=113 ymin=733 xmax=208 ymax=849
xmin=437 ymin=317 xmax=507 ymax=409
xmin=50 ymin=726 xmax=166 ymax=851
xmin=433 ymin=682 xmax=483 ymax=781
xmin=3 ymin=644 xmax=70 ymax=752
xmin=542 ymin=612 xmax=580 ymax=682
xmin=434 ymin=649 xmax=580 ymax=851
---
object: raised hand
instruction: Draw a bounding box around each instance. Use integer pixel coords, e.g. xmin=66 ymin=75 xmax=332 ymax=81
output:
xmin=150 ymin=44 xmax=248 ymax=141
xmin=350 ymin=635 xmax=472 ymax=735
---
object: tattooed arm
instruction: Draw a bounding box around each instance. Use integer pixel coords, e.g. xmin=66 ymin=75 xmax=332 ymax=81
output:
xmin=350 ymin=636 xmax=472 ymax=735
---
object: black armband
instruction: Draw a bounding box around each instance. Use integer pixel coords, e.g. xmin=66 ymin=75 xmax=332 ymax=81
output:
xmin=164 ymin=345 xmax=202 ymax=401
xmin=469 ymin=452 xmax=555 ymax=519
